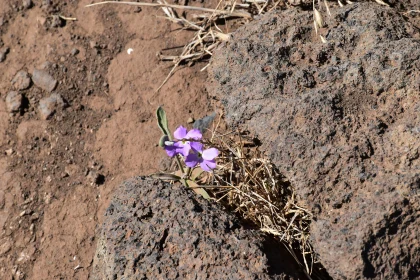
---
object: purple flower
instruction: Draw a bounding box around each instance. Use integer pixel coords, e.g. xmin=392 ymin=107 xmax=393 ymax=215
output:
xmin=185 ymin=142 xmax=219 ymax=171
xmin=164 ymin=126 xmax=202 ymax=157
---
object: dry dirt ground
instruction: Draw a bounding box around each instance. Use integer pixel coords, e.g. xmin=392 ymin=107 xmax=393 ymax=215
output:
xmin=0 ymin=0 xmax=217 ymax=279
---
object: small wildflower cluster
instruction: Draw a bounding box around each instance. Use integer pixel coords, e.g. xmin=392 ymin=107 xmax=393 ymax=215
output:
xmin=164 ymin=126 xmax=219 ymax=171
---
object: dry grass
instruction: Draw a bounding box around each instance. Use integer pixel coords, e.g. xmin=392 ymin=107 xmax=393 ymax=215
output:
xmin=86 ymin=0 xmax=287 ymax=94
xmin=87 ymin=0 xmax=395 ymax=92
xmin=193 ymin=116 xmax=316 ymax=274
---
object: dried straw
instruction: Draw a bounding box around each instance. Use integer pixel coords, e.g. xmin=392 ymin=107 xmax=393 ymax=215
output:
xmin=87 ymin=0 xmax=286 ymax=96
xmin=196 ymin=115 xmax=316 ymax=274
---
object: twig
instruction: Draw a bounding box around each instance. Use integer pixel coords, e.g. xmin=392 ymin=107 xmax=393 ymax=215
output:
xmin=86 ymin=1 xmax=252 ymax=19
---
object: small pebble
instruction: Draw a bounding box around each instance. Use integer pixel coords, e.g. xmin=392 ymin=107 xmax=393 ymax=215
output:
xmin=42 ymin=0 xmax=52 ymax=7
xmin=5 ymin=91 xmax=23 ymax=113
xmin=39 ymin=61 xmax=53 ymax=70
xmin=89 ymin=41 xmax=98 ymax=49
xmin=11 ymin=70 xmax=31 ymax=90
xmin=0 ymin=190 xmax=4 ymax=209
xmin=87 ymin=170 xmax=104 ymax=185
xmin=22 ymin=0 xmax=33 ymax=9
xmin=0 ymin=239 xmax=11 ymax=256
xmin=38 ymin=93 xmax=66 ymax=120
xmin=32 ymin=68 xmax=57 ymax=92
xmin=70 ymin=48 xmax=79 ymax=56
xmin=50 ymin=15 xmax=63 ymax=28
xmin=5 ymin=148 xmax=13 ymax=156
xmin=0 ymin=47 xmax=9 ymax=62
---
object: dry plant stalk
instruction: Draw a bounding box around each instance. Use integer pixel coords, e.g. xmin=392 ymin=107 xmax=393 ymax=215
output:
xmin=198 ymin=120 xmax=315 ymax=274
xmin=87 ymin=0 xmax=286 ymax=94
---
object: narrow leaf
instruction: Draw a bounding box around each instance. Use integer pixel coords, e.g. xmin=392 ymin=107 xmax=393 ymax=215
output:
xmin=150 ymin=172 xmax=181 ymax=181
xmin=314 ymin=8 xmax=324 ymax=28
xmin=338 ymin=0 xmax=344 ymax=7
xmin=374 ymin=0 xmax=389 ymax=6
xmin=314 ymin=20 xmax=318 ymax=35
xmin=159 ymin=135 xmax=169 ymax=147
xmin=191 ymin=167 xmax=204 ymax=181
xmin=187 ymin=180 xmax=211 ymax=200
xmin=324 ymin=0 xmax=331 ymax=16
xmin=320 ymin=35 xmax=327 ymax=43
xmin=156 ymin=107 xmax=171 ymax=138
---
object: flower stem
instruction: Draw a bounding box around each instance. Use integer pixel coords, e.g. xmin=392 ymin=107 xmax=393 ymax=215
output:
xmin=175 ymin=155 xmax=185 ymax=174
xmin=174 ymin=155 xmax=189 ymax=188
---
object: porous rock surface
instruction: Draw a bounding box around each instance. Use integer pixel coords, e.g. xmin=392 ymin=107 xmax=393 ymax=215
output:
xmin=209 ymin=2 xmax=420 ymax=280
xmin=91 ymin=177 xmax=303 ymax=280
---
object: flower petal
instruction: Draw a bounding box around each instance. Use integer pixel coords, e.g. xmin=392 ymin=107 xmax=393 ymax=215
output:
xmin=200 ymin=159 xmax=216 ymax=171
xmin=164 ymin=145 xmax=178 ymax=157
xmin=185 ymin=129 xmax=202 ymax=140
xmin=173 ymin=126 xmax=187 ymax=140
xmin=185 ymin=153 xmax=200 ymax=168
xmin=190 ymin=141 xmax=203 ymax=153
xmin=202 ymin=148 xmax=219 ymax=160
xmin=180 ymin=143 xmax=191 ymax=157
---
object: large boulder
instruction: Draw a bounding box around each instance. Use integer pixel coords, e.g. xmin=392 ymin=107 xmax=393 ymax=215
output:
xmin=209 ymin=2 xmax=420 ymax=280
xmin=91 ymin=177 xmax=305 ymax=280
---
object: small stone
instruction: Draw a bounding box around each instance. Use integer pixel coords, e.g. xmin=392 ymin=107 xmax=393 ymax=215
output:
xmin=70 ymin=48 xmax=79 ymax=56
xmin=50 ymin=15 xmax=63 ymax=28
xmin=87 ymin=170 xmax=105 ymax=185
xmin=30 ymin=212 xmax=39 ymax=221
xmin=29 ymin=224 xmax=34 ymax=234
xmin=11 ymin=71 xmax=31 ymax=90
xmin=5 ymin=148 xmax=13 ymax=156
xmin=0 ymin=190 xmax=4 ymax=209
xmin=32 ymin=69 xmax=57 ymax=92
xmin=90 ymin=41 xmax=98 ymax=49
xmin=0 ymin=47 xmax=9 ymax=62
xmin=44 ymin=193 xmax=52 ymax=204
xmin=38 ymin=93 xmax=66 ymax=120
xmin=17 ymin=251 xmax=30 ymax=263
xmin=187 ymin=117 xmax=194 ymax=124
xmin=39 ymin=61 xmax=53 ymax=70
xmin=42 ymin=0 xmax=52 ymax=7
xmin=5 ymin=91 xmax=23 ymax=113
xmin=22 ymin=0 xmax=33 ymax=9
xmin=0 ymin=239 xmax=11 ymax=256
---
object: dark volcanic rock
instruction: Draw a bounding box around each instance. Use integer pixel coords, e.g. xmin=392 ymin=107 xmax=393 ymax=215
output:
xmin=91 ymin=177 xmax=304 ymax=280
xmin=209 ymin=2 xmax=420 ymax=280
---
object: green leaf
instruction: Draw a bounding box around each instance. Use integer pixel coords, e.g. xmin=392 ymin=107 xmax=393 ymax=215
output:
xmin=156 ymin=107 xmax=171 ymax=138
xmin=191 ymin=167 xmax=204 ymax=181
xmin=187 ymin=180 xmax=211 ymax=200
xmin=159 ymin=135 xmax=169 ymax=147
xmin=150 ymin=173 xmax=181 ymax=181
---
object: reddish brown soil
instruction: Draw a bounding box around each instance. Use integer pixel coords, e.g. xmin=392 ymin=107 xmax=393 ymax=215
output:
xmin=0 ymin=1 xmax=215 ymax=279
